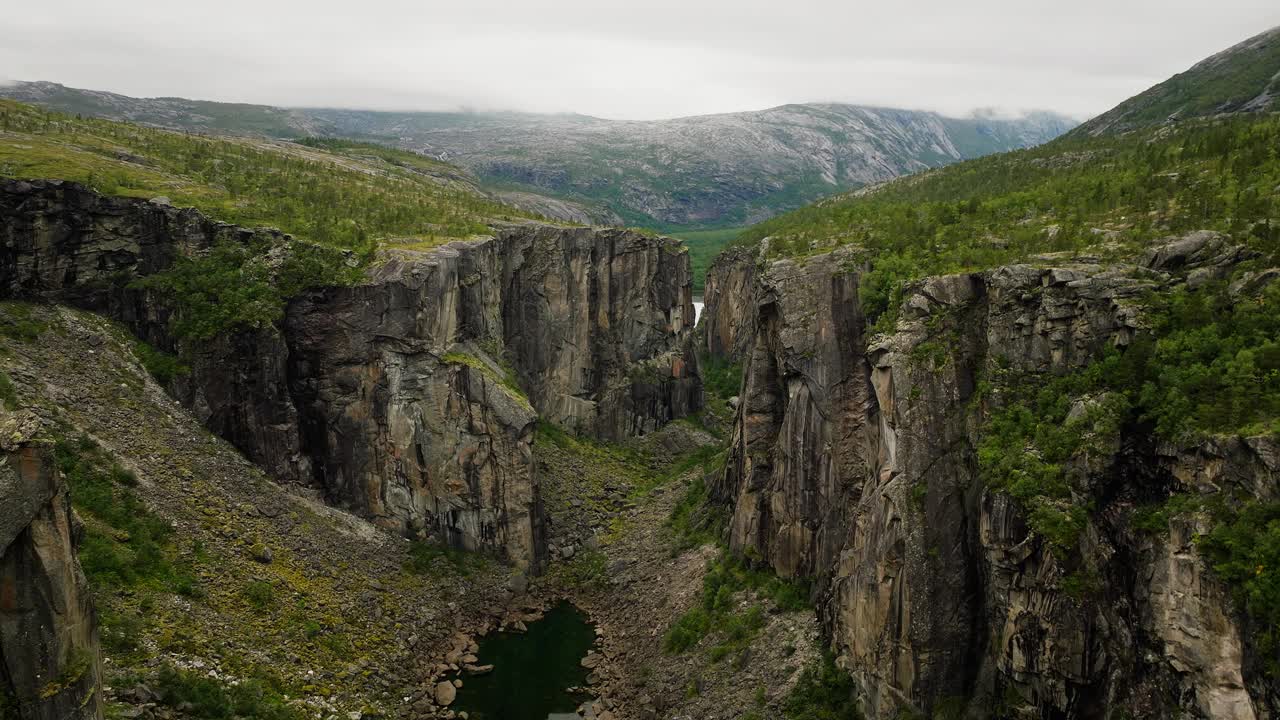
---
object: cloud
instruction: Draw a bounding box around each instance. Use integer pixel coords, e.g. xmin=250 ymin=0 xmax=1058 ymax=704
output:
xmin=0 ymin=0 xmax=1276 ymax=120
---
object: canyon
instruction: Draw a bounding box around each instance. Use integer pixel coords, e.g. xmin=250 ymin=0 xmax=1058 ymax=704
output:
xmin=0 ymin=178 xmax=700 ymax=571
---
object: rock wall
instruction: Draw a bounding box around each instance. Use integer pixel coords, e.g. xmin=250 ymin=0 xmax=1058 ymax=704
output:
xmin=701 ymin=245 xmax=757 ymax=362
xmin=0 ymin=412 xmax=103 ymax=720
xmin=708 ymin=234 xmax=1275 ymax=718
xmin=0 ymin=179 xmax=700 ymax=569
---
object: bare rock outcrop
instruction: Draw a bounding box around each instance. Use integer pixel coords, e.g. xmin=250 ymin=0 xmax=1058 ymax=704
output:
xmin=0 ymin=179 xmax=700 ymax=569
xmin=700 ymin=245 xmax=757 ymax=363
xmin=710 ymin=235 xmax=1275 ymax=718
xmin=0 ymin=412 xmax=104 ymax=720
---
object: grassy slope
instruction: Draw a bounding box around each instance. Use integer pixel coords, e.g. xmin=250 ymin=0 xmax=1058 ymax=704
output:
xmin=668 ymin=227 xmax=746 ymax=293
xmin=1071 ymin=27 xmax=1280 ymax=136
xmin=0 ymin=99 xmax=542 ymax=247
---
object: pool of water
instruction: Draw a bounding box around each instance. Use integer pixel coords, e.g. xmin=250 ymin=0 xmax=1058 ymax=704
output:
xmin=452 ymin=602 xmax=597 ymax=720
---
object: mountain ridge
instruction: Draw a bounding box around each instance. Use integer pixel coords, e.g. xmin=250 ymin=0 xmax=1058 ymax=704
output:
xmin=1070 ymin=24 xmax=1280 ymax=137
xmin=0 ymin=80 xmax=1077 ymax=228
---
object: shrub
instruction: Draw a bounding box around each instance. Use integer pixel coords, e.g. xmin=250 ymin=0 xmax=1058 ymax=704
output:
xmin=58 ymin=435 xmax=198 ymax=594
xmin=0 ymin=303 xmax=48 ymax=343
xmin=242 ymin=581 xmax=276 ymax=610
xmin=155 ymin=666 xmax=301 ymax=720
xmin=663 ymin=552 xmax=809 ymax=657
xmin=134 ymin=341 xmax=189 ymax=385
xmin=405 ymin=540 xmax=484 ymax=577
xmin=1198 ymin=500 xmax=1280 ymax=667
xmin=0 ymin=370 xmax=18 ymax=409
xmin=782 ymin=650 xmax=860 ymax=720
xmin=664 ymin=608 xmax=711 ymax=653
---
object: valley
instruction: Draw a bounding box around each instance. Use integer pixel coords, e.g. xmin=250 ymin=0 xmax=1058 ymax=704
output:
xmin=2 ymin=18 xmax=1280 ymax=720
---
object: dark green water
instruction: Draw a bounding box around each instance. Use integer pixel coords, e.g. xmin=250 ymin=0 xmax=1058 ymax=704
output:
xmin=452 ymin=602 xmax=597 ymax=720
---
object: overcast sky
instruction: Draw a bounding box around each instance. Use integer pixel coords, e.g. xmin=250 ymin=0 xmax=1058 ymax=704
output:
xmin=2 ymin=0 xmax=1277 ymax=121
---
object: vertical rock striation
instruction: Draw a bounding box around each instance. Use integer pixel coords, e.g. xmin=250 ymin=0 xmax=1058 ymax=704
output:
xmin=701 ymin=245 xmax=757 ymax=363
xmin=0 ymin=179 xmax=700 ymax=569
xmin=704 ymin=234 xmax=1275 ymax=718
xmin=0 ymin=412 xmax=104 ymax=720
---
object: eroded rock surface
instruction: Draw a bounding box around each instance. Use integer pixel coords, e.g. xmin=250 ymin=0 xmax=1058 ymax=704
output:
xmin=707 ymin=236 xmax=1276 ymax=718
xmin=700 ymin=245 xmax=757 ymax=363
xmin=0 ymin=179 xmax=700 ymax=569
xmin=0 ymin=412 xmax=104 ymax=720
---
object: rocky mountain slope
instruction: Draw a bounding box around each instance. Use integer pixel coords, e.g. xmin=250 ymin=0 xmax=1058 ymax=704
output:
xmin=1071 ymin=25 xmax=1280 ymax=137
xmin=705 ymin=234 xmax=1277 ymax=718
xmin=695 ymin=28 xmax=1280 ymax=716
xmin=304 ymin=103 xmax=1077 ymax=227
xmin=0 ymin=82 xmax=1076 ymax=228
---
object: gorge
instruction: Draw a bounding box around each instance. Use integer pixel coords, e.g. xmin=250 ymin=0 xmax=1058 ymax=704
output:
xmin=2 ymin=20 xmax=1280 ymax=720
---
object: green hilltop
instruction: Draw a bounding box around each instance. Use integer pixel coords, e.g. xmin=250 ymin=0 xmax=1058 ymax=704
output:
xmin=1071 ymin=25 xmax=1280 ymax=137
xmin=0 ymin=99 xmax=541 ymax=248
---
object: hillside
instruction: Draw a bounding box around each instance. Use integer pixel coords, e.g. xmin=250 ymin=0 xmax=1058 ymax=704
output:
xmin=739 ymin=113 xmax=1280 ymax=327
xmin=1071 ymin=25 xmax=1280 ymax=137
xmin=0 ymin=82 xmax=1076 ymax=229
xmin=0 ymin=99 xmax=546 ymax=246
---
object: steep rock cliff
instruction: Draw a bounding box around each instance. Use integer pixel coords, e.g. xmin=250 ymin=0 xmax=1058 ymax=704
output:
xmin=706 ymin=235 xmax=1276 ymax=718
xmin=700 ymin=245 xmax=757 ymax=363
xmin=0 ymin=179 xmax=700 ymax=569
xmin=0 ymin=412 xmax=103 ymax=720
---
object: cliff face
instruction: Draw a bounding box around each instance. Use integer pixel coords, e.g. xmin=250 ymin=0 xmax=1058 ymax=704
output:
xmin=700 ymin=246 xmax=757 ymax=363
xmin=0 ymin=179 xmax=699 ymax=570
xmin=0 ymin=412 xmax=103 ymax=720
xmin=705 ymin=235 xmax=1276 ymax=718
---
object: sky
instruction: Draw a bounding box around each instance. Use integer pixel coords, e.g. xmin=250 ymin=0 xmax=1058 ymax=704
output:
xmin=2 ymin=0 xmax=1277 ymax=121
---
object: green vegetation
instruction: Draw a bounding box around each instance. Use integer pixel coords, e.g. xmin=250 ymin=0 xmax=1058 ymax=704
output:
xmin=0 ymin=302 xmax=51 ymax=343
xmin=242 ymin=580 xmax=276 ymax=610
xmin=155 ymin=665 xmax=301 ymax=720
xmin=0 ymin=99 xmax=549 ymax=341
xmin=58 ymin=435 xmax=198 ymax=594
xmin=57 ymin=434 xmax=203 ymax=662
xmin=405 ymin=540 xmax=489 ymax=577
xmin=1139 ymin=281 xmax=1280 ymax=439
xmin=668 ymin=226 xmax=745 ymax=293
xmin=440 ymin=348 xmax=531 ymax=409
xmin=0 ymin=370 xmax=17 ymax=409
xmin=972 ymin=277 xmax=1280 ymax=653
xmin=551 ymin=548 xmax=610 ymax=590
xmin=665 ymin=473 xmax=730 ymax=552
xmin=741 ymin=116 xmax=1280 ymax=328
xmin=133 ymin=238 xmax=366 ymax=340
xmin=700 ymin=353 xmax=743 ymax=401
xmin=1199 ymin=500 xmax=1280 ymax=667
xmin=0 ymin=99 xmax=536 ymax=244
xmin=664 ymin=552 xmax=809 ymax=664
xmin=133 ymin=340 xmax=189 ymax=384
xmin=1071 ymin=28 xmax=1280 ymax=135
xmin=781 ymin=650 xmax=860 ymax=720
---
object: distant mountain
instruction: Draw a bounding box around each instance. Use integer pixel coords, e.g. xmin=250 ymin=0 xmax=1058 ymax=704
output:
xmin=304 ymin=104 xmax=1076 ymax=228
xmin=0 ymin=81 xmax=1076 ymax=228
xmin=1071 ymin=25 xmax=1280 ymax=137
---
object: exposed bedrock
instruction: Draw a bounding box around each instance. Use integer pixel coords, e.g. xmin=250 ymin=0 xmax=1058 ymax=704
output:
xmin=0 ymin=179 xmax=701 ymax=569
xmin=701 ymin=245 xmax=757 ymax=363
xmin=0 ymin=412 xmax=104 ymax=720
xmin=707 ymin=234 xmax=1276 ymax=718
